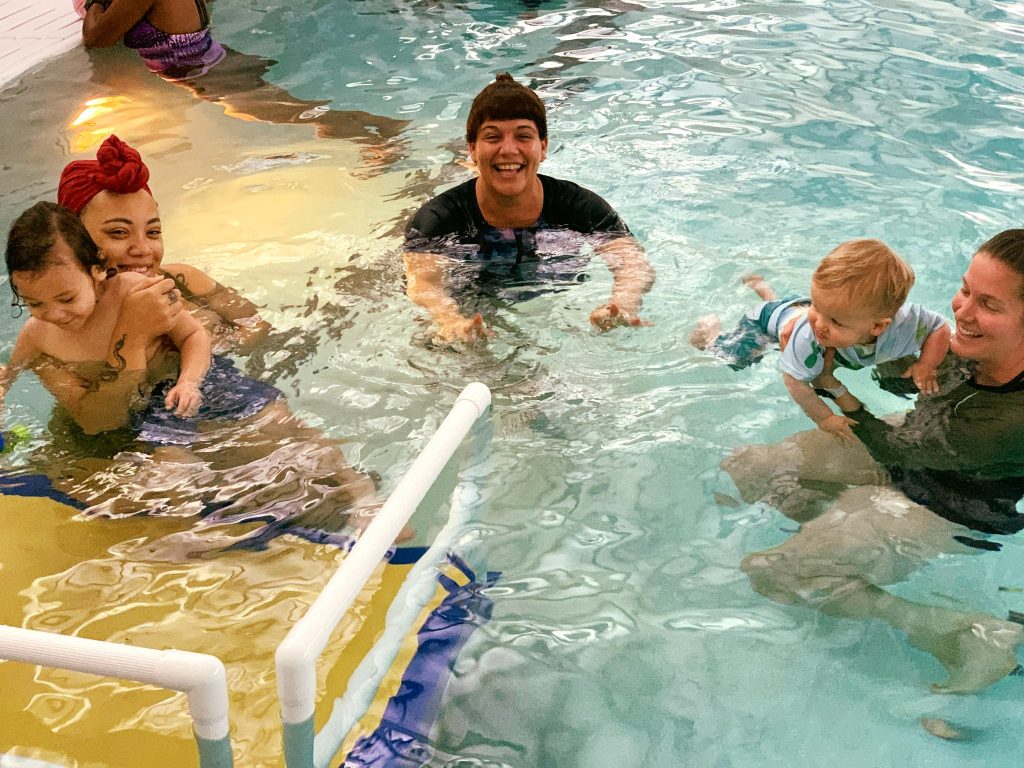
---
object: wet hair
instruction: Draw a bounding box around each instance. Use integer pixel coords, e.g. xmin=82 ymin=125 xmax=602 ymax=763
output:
xmin=5 ymin=201 xmax=102 ymax=310
xmin=466 ymin=72 xmax=547 ymax=143
xmin=977 ymin=229 xmax=1024 ymax=298
xmin=812 ymin=239 xmax=913 ymax=318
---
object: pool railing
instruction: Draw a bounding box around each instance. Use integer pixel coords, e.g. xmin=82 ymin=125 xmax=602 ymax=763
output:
xmin=0 ymin=627 xmax=233 ymax=768
xmin=276 ymin=381 xmax=492 ymax=768
xmin=0 ymin=382 xmax=492 ymax=768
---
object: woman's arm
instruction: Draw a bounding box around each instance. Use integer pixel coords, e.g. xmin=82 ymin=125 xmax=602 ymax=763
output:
xmin=402 ymin=250 xmax=490 ymax=342
xmin=164 ymin=263 xmax=272 ymax=353
xmin=590 ymin=236 xmax=655 ymax=330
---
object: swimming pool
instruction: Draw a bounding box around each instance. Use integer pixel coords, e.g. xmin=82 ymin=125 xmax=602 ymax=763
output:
xmin=2 ymin=0 xmax=1023 ymax=765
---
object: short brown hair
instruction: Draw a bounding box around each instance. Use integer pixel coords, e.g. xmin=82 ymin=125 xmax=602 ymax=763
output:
xmin=812 ymin=239 xmax=913 ymax=317
xmin=466 ymin=73 xmax=547 ymax=143
xmin=977 ymin=229 xmax=1024 ymax=299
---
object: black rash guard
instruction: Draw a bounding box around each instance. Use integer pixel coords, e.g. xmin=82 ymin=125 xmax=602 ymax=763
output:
xmin=404 ymin=174 xmax=630 ymax=258
xmin=403 ymin=175 xmax=632 ymax=303
xmin=850 ymin=358 xmax=1024 ymax=534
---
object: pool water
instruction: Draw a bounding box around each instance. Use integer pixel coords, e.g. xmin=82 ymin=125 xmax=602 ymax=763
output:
xmin=2 ymin=0 xmax=1024 ymax=766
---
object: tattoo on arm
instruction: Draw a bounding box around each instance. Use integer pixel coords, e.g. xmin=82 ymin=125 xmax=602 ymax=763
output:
xmin=86 ymin=334 xmax=128 ymax=392
xmin=169 ymin=271 xmax=192 ymax=299
xmin=110 ymin=334 xmax=127 ymax=372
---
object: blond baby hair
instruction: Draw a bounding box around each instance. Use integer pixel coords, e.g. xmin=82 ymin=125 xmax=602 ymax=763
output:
xmin=812 ymin=239 xmax=914 ymax=318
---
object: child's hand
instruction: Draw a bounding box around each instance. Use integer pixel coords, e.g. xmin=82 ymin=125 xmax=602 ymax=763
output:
xmin=165 ymin=379 xmax=202 ymax=417
xmin=815 ymin=413 xmax=858 ymax=442
xmin=902 ymin=360 xmax=939 ymax=395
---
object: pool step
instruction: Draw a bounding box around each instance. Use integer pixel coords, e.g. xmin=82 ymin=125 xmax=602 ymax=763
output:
xmin=0 ymin=0 xmax=81 ymax=91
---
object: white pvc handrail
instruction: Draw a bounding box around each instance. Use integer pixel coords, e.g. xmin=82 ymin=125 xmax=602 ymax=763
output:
xmin=0 ymin=626 xmax=232 ymax=766
xmin=312 ymin=413 xmax=492 ymax=768
xmin=275 ymin=382 xmax=491 ymax=767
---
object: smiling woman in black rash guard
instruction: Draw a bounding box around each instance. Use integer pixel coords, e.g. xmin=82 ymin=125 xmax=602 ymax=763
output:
xmin=724 ymin=229 xmax=1024 ymax=695
xmin=402 ymin=73 xmax=655 ymax=343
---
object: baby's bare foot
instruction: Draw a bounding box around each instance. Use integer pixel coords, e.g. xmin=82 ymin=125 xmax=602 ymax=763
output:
xmin=743 ymin=274 xmax=777 ymax=301
xmin=689 ymin=315 xmax=722 ymax=349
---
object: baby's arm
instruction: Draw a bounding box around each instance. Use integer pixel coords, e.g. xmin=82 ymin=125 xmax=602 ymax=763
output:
xmin=164 ymin=306 xmax=212 ymax=418
xmin=0 ymin=331 xmax=39 ymax=427
xmin=902 ymin=322 xmax=951 ymax=395
xmin=783 ymin=372 xmax=857 ymax=441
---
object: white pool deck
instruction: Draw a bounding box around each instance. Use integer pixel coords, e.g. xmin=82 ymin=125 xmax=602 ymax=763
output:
xmin=0 ymin=0 xmax=80 ymax=91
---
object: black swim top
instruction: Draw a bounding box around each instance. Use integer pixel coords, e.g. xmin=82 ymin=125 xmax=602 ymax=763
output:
xmin=404 ymin=174 xmax=631 ymax=262
xmin=852 ymin=360 xmax=1024 ymax=534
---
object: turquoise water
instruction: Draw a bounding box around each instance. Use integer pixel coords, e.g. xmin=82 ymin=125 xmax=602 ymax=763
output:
xmin=2 ymin=0 xmax=1024 ymax=765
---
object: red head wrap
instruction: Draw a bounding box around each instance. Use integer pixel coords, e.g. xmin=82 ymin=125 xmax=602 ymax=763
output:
xmin=57 ymin=134 xmax=152 ymax=214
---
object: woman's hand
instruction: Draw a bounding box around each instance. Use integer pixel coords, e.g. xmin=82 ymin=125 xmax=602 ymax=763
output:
xmin=589 ymin=302 xmax=652 ymax=332
xmin=120 ymin=277 xmax=184 ymax=340
xmin=815 ymin=413 xmax=859 ymax=442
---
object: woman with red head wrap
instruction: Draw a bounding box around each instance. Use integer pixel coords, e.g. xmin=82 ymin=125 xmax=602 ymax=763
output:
xmin=57 ymin=134 xmax=151 ymax=215
xmin=39 ymin=136 xmax=398 ymax=547
xmin=59 ymin=134 xmax=270 ymax=356
xmin=3 ymin=201 xmax=390 ymax=551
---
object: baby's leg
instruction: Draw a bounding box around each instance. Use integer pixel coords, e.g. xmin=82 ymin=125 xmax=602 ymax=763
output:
xmin=743 ymin=274 xmax=777 ymax=301
xmin=691 ymin=273 xmax=776 ymax=352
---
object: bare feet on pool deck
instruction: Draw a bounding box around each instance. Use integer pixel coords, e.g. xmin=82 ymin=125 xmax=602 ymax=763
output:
xmin=689 ymin=314 xmax=722 ymax=349
xmin=743 ymin=273 xmax=777 ymax=301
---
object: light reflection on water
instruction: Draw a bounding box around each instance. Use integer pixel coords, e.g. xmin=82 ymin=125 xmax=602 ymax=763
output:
xmin=2 ymin=0 xmax=1024 ymax=765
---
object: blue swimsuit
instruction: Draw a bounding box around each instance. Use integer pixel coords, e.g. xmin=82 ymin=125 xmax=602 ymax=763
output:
xmin=135 ymin=356 xmax=282 ymax=445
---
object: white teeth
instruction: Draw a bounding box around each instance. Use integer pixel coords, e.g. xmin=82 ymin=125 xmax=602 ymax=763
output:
xmin=495 ymin=164 xmax=521 ymax=170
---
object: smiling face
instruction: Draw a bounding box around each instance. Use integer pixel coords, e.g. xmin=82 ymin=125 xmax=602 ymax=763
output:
xmin=79 ymin=189 xmax=164 ymax=276
xmin=468 ymin=119 xmax=548 ymax=203
xmin=950 ymin=251 xmax=1024 ymax=381
xmin=11 ymin=237 xmax=104 ymax=332
xmin=806 ymin=282 xmax=890 ymax=349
